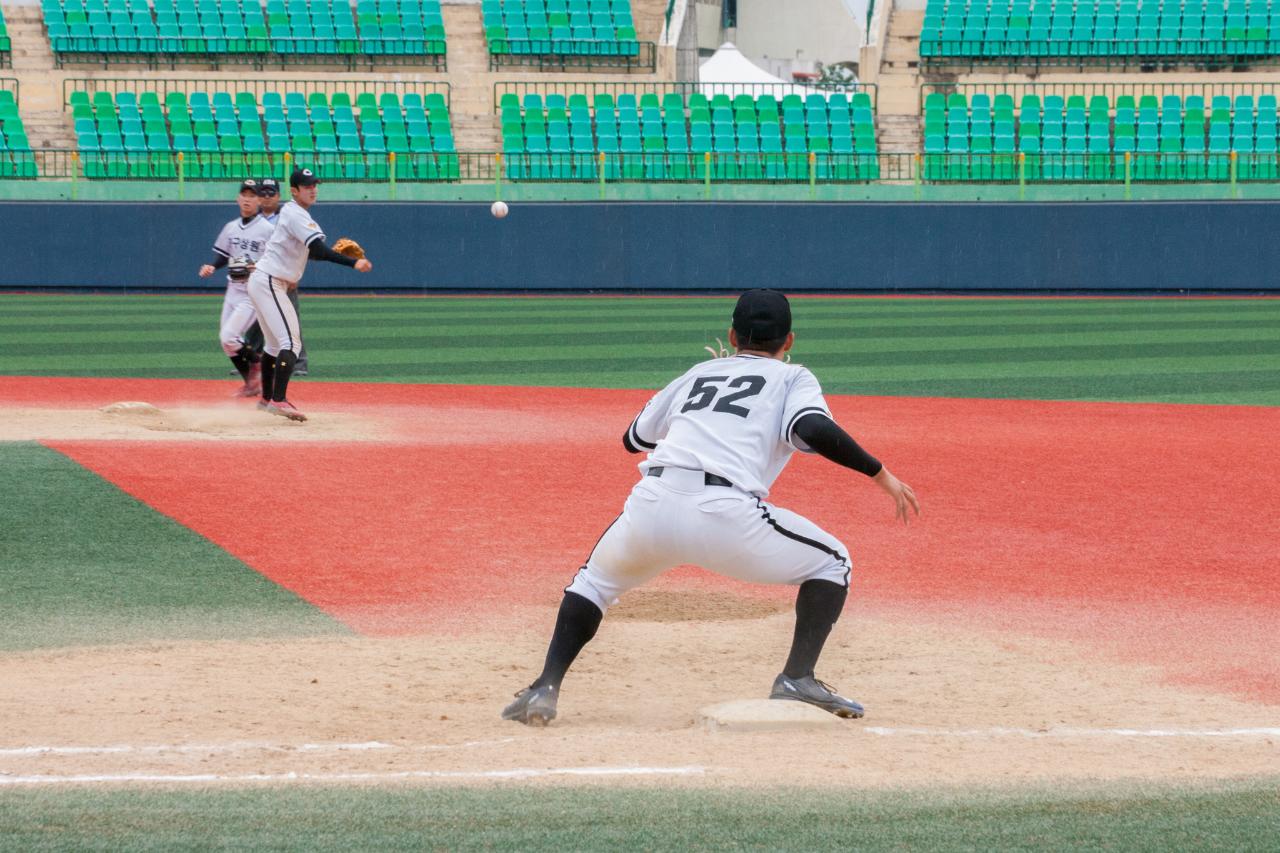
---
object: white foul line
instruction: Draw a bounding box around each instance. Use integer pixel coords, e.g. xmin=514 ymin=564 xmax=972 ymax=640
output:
xmin=0 ymin=739 xmax=515 ymax=758
xmin=862 ymin=726 xmax=1280 ymax=738
xmin=0 ymin=766 xmax=706 ymax=787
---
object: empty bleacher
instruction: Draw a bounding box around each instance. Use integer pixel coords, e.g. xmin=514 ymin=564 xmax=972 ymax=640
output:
xmin=495 ymin=84 xmax=878 ymax=182
xmin=483 ymin=0 xmax=654 ymax=71
xmin=923 ymin=84 xmax=1280 ymax=180
xmin=921 ymin=0 xmax=1280 ymax=69
xmin=66 ymin=80 xmax=457 ymax=179
xmin=0 ymin=82 xmax=38 ymax=177
xmin=42 ymin=0 xmax=447 ymax=69
xmin=1 ymin=6 xmax=12 ymax=69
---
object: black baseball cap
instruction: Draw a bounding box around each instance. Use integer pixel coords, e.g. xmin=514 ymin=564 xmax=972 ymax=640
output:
xmin=290 ymin=167 xmax=320 ymax=188
xmin=732 ymin=289 xmax=792 ymax=344
xmin=237 ymin=179 xmax=258 ymax=194
xmin=257 ymin=177 xmax=279 ymax=195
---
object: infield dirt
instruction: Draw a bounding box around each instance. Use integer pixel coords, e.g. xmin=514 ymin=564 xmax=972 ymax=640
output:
xmin=1 ymin=377 xmax=1276 ymax=789
xmin=1 ymin=591 xmax=1278 ymax=788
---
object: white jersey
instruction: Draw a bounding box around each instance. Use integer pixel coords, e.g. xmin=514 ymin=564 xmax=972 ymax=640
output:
xmin=628 ymin=353 xmax=832 ymax=498
xmin=254 ymin=200 xmax=325 ymax=283
xmin=212 ymin=215 xmax=275 ymax=290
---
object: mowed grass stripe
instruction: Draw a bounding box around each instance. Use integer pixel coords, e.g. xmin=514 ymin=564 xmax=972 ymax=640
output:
xmin=2 ymin=296 xmax=1276 ymax=327
xmin=1 ymin=295 xmax=1275 ymax=405
xmin=3 ymin=322 xmax=1276 ymax=357
xmin=0 ymin=443 xmax=345 ymax=651
xmin=13 ymin=359 xmax=1272 ymax=407
xmin=7 ymin=309 xmax=1279 ymax=341
xmin=5 ymin=292 xmax=1278 ymax=316
xmin=0 ymin=780 xmax=1276 ymax=851
xmin=5 ymin=342 xmax=1278 ymax=378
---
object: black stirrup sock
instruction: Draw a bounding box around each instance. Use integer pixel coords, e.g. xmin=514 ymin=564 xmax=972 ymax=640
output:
xmin=272 ymin=350 xmax=298 ymax=402
xmin=783 ymin=579 xmax=848 ymax=680
xmin=229 ymin=346 xmax=254 ymax=381
xmin=259 ymin=353 xmax=277 ymax=402
xmin=530 ymin=591 xmax=604 ymax=691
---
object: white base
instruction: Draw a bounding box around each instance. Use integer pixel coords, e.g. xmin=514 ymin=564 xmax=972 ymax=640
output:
xmin=100 ymin=401 xmax=161 ymax=415
xmin=700 ymin=698 xmax=847 ymax=732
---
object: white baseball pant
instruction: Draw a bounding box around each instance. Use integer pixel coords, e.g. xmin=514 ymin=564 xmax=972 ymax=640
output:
xmin=246 ymin=269 xmax=302 ymax=358
xmin=218 ymin=285 xmax=258 ymax=356
xmin=566 ymin=465 xmax=851 ymax=614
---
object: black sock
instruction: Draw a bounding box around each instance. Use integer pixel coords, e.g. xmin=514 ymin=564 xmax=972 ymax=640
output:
xmin=530 ymin=591 xmax=603 ymax=691
xmin=272 ymin=350 xmax=297 ymax=402
xmin=783 ymin=579 xmax=848 ymax=680
xmin=260 ymin=353 xmax=277 ymax=402
xmin=229 ymin=346 xmax=255 ymax=381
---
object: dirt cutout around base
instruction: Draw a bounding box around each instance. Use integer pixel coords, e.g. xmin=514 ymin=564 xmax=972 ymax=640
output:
xmin=1 ymin=598 xmax=1276 ymax=790
xmin=0 ymin=405 xmax=384 ymax=443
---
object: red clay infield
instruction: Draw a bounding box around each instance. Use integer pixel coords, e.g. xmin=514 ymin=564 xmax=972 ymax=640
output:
xmin=4 ymin=376 xmax=1277 ymax=704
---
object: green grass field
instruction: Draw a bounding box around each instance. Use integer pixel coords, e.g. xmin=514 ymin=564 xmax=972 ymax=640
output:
xmin=0 ymin=443 xmax=343 ymax=651
xmin=2 ymin=293 xmax=1277 ymax=850
xmin=1 ymin=294 xmax=1278 ymax=404
xmin=2 ymin=781 xmax=1279 ymax=852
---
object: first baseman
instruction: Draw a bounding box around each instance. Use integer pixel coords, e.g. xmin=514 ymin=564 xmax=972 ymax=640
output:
xmin=502 ymin=289 xmax=920 ymax=726
xmin=246 ymin=167 xmax=372 ymax=421
xmin=199 ymin=179 xmax=275 ymax=397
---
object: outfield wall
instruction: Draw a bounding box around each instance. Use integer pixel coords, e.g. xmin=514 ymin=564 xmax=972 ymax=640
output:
xmin=3 ymin=201 xmax=1276 ymax=291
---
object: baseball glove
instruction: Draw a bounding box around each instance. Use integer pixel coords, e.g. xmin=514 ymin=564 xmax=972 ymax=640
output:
xmin=333 ymin=237 xmax=366 ymax=260
xmin=227 ymin=255 xmax=254 ymax=282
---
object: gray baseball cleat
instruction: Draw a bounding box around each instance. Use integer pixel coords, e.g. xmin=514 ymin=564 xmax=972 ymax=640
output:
xmin=501 ymin=684 xmax=558 ymax=726
xmin=769 ymin=673 xmax=865 ymax=719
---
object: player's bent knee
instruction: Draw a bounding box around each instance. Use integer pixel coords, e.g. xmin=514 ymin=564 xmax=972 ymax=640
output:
xmin=807 ymin=551 xmax=852 ymax=588
xmin=564 ymin=569 xmax=614 ymax=615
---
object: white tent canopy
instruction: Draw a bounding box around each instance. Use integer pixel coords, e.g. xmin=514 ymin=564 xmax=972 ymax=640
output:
xmin=697 ymin=42 xmax=821 ymax=100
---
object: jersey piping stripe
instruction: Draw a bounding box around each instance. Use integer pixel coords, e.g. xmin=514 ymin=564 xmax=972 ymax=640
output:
xmin=785 ymin=406 xmax=830 ymax=442
xmin=304 ymin=231 xmax=325 ymax=247
xmin=628 ymin=417 xmax=657 ymax=451
xmin=212 ymin=246 xmax=230 ymax=257
xmin=267 ymin=276 xmax=295 ymax=352
xmin=754 ymin=498 xmax=851 ymax=587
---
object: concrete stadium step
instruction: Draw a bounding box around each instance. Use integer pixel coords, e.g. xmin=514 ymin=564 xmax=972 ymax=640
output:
xmin=441 ymin=3 xmax=497 ymax=151
xmin=876 ymin=113 xmax=921 ymax=154
xmin=6 ymin=4 xmax=57 ymax=73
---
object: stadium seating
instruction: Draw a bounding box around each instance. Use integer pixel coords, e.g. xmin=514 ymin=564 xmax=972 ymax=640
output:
xmin=922 ymin=90 xmax=1280 ymax=180
xmin=0 ymin=89 xmax=38 ymax=177
xmin=921 ymin=0 xmax=1280 ymax=65
xmin=43 ymin=0 xmax=446 ymax=67
xmin=498 ymin=90 xmax=879 ymax=181
xmin=1 ymin=6 xmax=12 ymax=67
xmin=483 ymin=0 xmax=641 ymax=63
xmin=69 ymin=88 xmax=458 ymax=179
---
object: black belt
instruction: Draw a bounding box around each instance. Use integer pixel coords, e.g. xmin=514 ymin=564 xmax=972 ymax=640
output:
xmin=646 ymin=466 xmax=734 ymax=488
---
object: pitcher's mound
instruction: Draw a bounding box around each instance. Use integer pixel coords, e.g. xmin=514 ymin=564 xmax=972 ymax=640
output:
xmin=700 ymin=698 xmax=848 ymax=732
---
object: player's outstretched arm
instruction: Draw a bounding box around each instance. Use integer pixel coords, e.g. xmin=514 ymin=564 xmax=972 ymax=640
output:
xmin=792 ymin=412 xmax=920 ymax=525
xmin=307 ymin=239 xmax=372 ymax=271
xmin=873 ymin=467 xmax=921 ymax=525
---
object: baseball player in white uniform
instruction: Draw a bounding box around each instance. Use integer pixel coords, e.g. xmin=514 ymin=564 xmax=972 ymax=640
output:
xmin=252 ymin=177 xmax=309 ymax=375
xmin=247 ymin=167 xmax=372 ymax=421
xmin=503 ymin=290 xmax=920 ymax=726
xmin=199 ymin=179 xmax=275 ymax=397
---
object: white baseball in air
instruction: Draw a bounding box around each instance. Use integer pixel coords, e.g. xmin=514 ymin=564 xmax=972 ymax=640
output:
xmin=491 ymin=201 xmax=509 ymax=219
